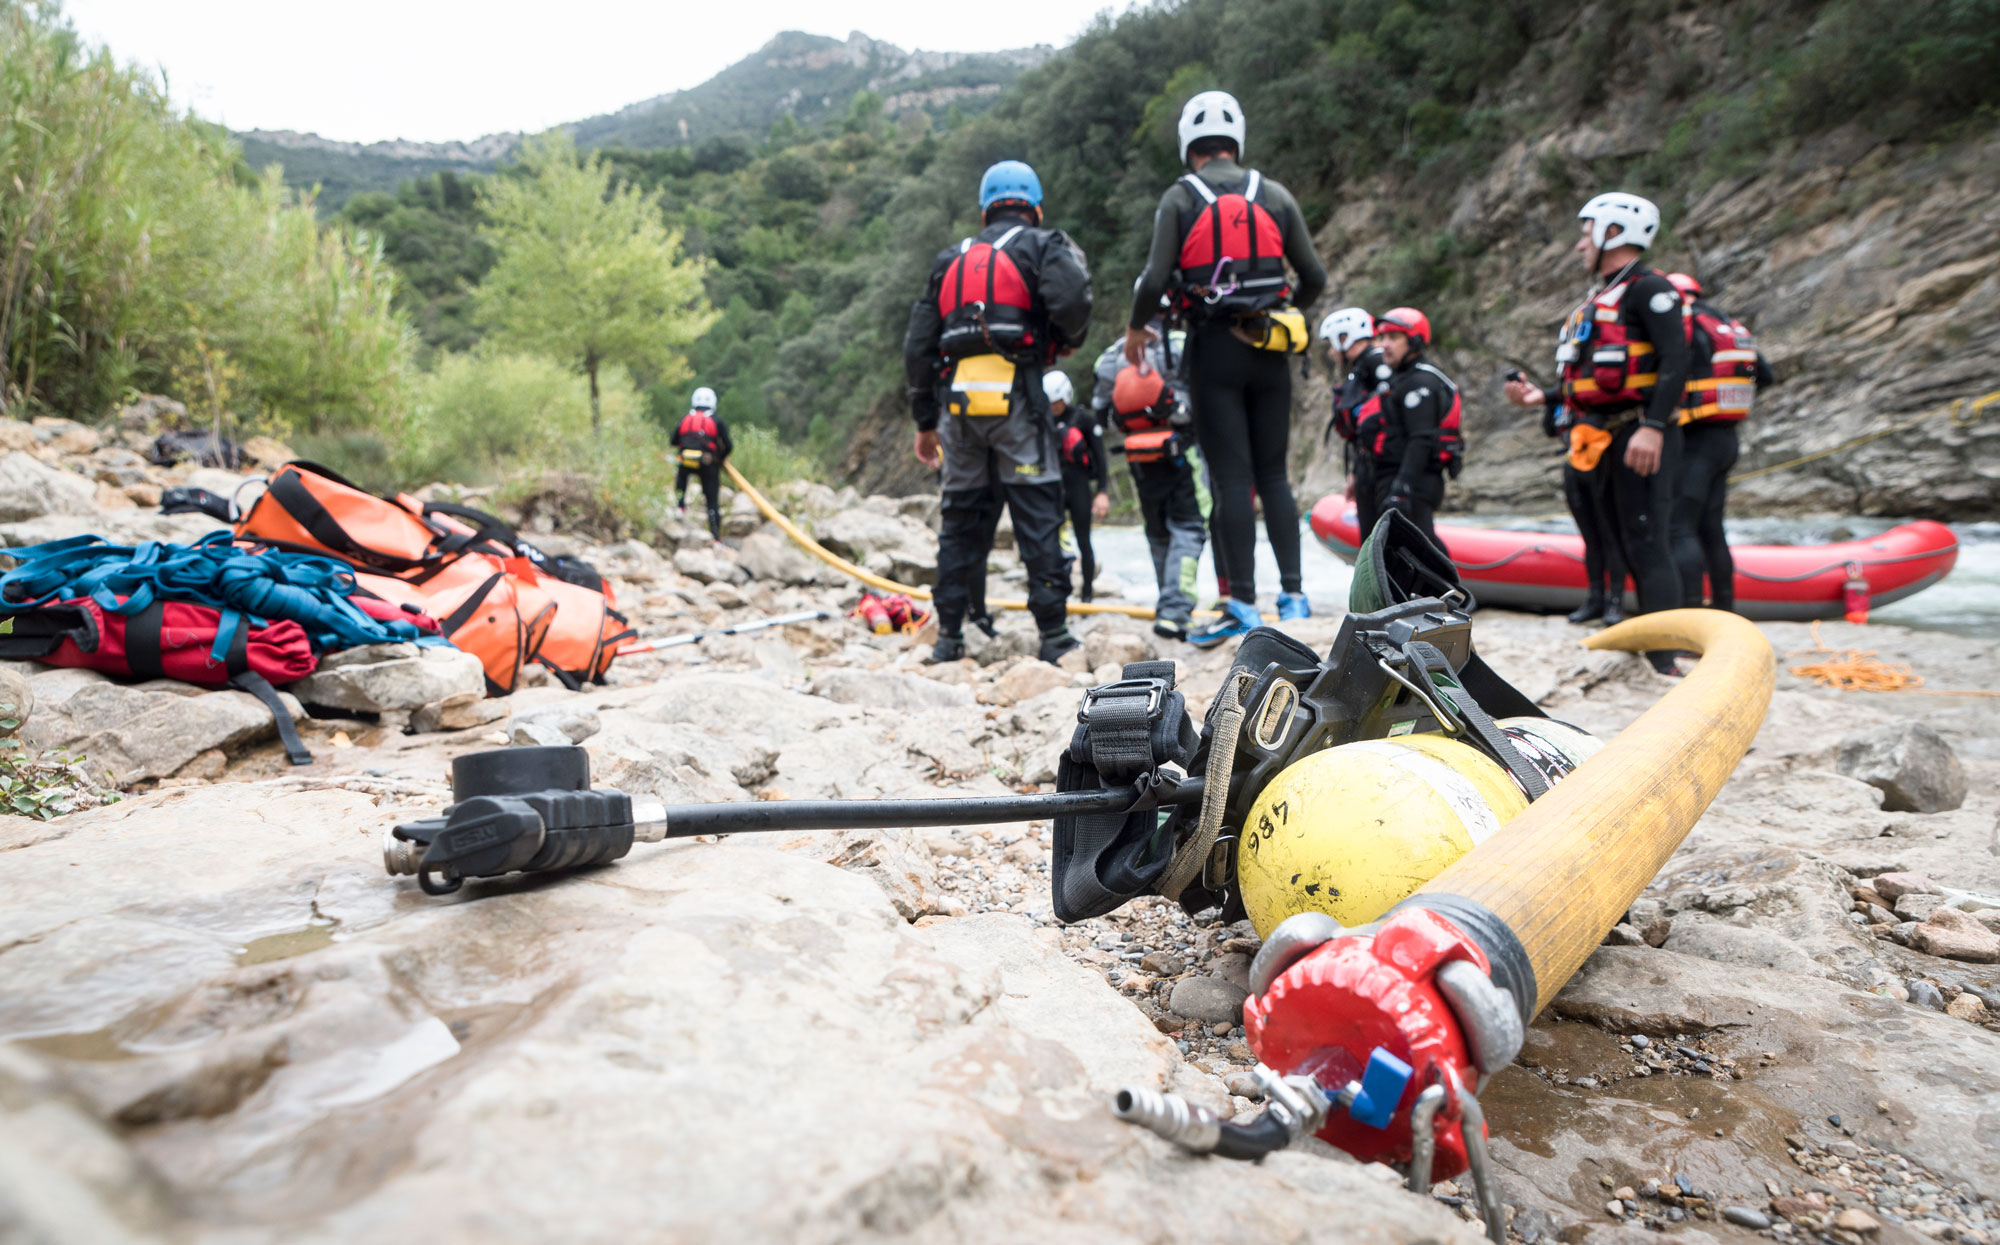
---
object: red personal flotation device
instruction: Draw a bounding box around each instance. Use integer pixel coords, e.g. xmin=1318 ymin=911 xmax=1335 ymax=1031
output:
xmin=937 ymin=226 xmax=1038 ymax=360
xmin=676 ymin=410 xmax=720 ymax=466
xmin=1061 ymin=425 xmax=1094 ymax=471
xmin=1175 ymin=170 xmax=1290 ymax=316
xmin=1360 ymin=365 xmax=1465 ymax=478
xmin=1681 ymin=308 xmax=1759 ymax=423
xmin=1558 ymin=271 xmax=1692 ymax=411
xmin=1110 ymin=364 xmax=1178 ymax=433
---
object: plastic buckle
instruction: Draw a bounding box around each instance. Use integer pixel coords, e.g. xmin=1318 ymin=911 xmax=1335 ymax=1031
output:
xmin=1077 ymin=678 xmax=1164 ymax=723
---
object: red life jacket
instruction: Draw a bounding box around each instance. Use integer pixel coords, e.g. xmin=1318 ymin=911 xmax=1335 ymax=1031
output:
xmin=1175 ymin=170 xmax=1290 ymax=316
xmin=1061 ymin=424 xmax=1094 ymax=471
xmin=1110 ymin=363 xmax=1177 ymax=432
xmin=1361 ymin=363 xmax=1464 ymax=477
xmin=1558 ymin=270 xmax=1692 ymax=411
xmin=937 ymin=225 xmax=1037 ymax=359
xmin=676 ymin=410 xmax=720 ymax=458
xmin=1681 ymin=308 xmax=1759 ymax=423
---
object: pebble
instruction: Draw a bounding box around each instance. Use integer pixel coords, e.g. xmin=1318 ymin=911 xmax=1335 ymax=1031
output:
xmin=1722 ymin=1207 xmax=1771 ymax=1229
xmin=1828 ymin=1113 xmax=1842 ymax=1127
xmin=1138 ymin=951 xmax=1184 ymax=976
xmin=1614 ymin=1186 xmax=1635 ymax=1202
xmin=1629 ymin=1034 xmax=1650 ymax=1049
xmin=1833 ymin=1207 xmax=1881 ymax=1232
xmin=1907 ymin=980 xmax=1946 ymax=1010
xmin=1605 ymin=1199 xmax=1625 ymax=1218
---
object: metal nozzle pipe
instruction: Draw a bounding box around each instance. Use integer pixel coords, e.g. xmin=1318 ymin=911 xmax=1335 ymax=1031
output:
xmin=1112 ymin=1085 xmax=1221 ymax=1153
xmin=383 ymin=825 xmax=422 ymax=876
xmin=631 ymin=800 xmax=668 ymax=843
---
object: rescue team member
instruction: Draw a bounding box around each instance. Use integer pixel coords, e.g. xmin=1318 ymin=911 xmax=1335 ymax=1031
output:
xmin=904 ymin=160 xmax=1093 ymax=666
xmin=1506 ymin=192 xmax=1689 ymax=673
xmin=672 ymin=386 xmax=732 ymax=541
xmin=1357 ymin=307 xmax=1459 ymax=546
xmin=1049 ymin=370 xmax=1110 ymax=603
xmin=1667 ymin=272 xmax=1772 ymax=614
xmin=1321 ymin=307 xmax=1388 ymax=510
xmin=1091 ymin=323 xmax=1210 ymax=641
xmin=1125 ymin=91 xmax=1327 ymax=647
xmin=1523 ymin=374 xmax=1628 ymax=625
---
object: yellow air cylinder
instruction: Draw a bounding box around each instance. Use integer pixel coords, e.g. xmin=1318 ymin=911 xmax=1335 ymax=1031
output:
xmin=1237 ymin=717 xmax=1600 ymax=938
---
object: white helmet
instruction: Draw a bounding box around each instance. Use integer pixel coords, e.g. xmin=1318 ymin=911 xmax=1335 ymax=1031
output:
xmin=1178 ymin=90 xmax=1246 ymax=165
xmin=690 ymin=386 xmax=717 ymax=410
xmin=1043 ymin=370 xmax=1074 ymax=407
xmin=1577 ymin=192 xmax=1660 ymax=252
xmin=1318 ymin=307 xmax=1375 ymax=352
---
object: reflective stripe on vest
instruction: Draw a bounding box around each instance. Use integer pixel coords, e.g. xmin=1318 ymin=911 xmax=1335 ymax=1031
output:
xmin=1557 ymin=272 xmax=1689 ymax=410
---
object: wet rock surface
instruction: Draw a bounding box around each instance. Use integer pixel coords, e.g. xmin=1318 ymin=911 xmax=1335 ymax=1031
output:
xmin=0 ymin=461 xmax=1996 ymax=1239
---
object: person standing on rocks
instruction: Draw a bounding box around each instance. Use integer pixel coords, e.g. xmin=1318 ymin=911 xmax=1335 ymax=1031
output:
xmin=1515 ymin=367 xmax=1628 ymax=625
xmin=1321 ymin=307 xmax=1389 ymax=519
xmin=1049 ymin=370 xmax=1109 ymax=604
xmin=1091 ymin=322 xmax=1209 ymax=641
xmin=1125 ymin=90 xmax=1327 ymax=647
xmin=1355 ymin=307 xmax=1459 ymax=547
xmin=672 ymin=386 xmax=732 ymax=542
xmin=905 ymin=160 xmax=1094 ymax=665
xmin=1666 ymin=272 xmax=1772 ymax=614
xmin=1506 ymin=192 xmax=1689 ymax=671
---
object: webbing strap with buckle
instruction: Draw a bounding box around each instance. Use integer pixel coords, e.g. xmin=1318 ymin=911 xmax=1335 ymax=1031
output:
xmin=1078 ymin=660 xmax=1175 ymax=780
xmin=1402 ymin=640 xmax=1548 ymax=800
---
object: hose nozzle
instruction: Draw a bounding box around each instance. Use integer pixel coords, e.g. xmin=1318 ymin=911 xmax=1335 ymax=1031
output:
xmin=1112 ymin=1085 xmax=1222 ymax=1153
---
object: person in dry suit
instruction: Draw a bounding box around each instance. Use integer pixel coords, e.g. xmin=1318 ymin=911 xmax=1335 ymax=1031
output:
xmin=1125 ymin=90 xmax=1327 ymax=646
xmin=1321 ymin=307 xmax=1388 ymax=509
xmin=672 ymin=386 xmax=732 ymax=541
xmin=1048 ymin=370 xmax=1109 ymax=603
xmin=1506 ymin=191 xmax=1689 ymax=672
xmin=1348 ymin=308 xmax=1461 ymax=548
xmin=1514 ymin=373 xmax=1627 ymax=625
xmin=1091 ymin=325 xmax=1209 ymax=641
xmin=1666 ymin=272 xmax=1773 ymax=613
xmin=904 ymin=160 xmax=1094 ymax=665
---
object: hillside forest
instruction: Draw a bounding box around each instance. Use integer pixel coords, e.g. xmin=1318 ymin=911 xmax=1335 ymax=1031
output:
xmin=5 ymin=0 xmax=1998 ymax=531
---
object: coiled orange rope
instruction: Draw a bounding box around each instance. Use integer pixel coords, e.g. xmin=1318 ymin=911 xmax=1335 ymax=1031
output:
xmin=1786 ymin=621 xmax=2000 ymax=696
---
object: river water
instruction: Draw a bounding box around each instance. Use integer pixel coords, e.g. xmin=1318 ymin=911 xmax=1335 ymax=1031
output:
xmin=1087 ymin=517 xmax=2000 ymax=639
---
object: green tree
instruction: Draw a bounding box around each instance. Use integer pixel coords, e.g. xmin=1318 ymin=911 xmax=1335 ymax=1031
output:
xmin=475 ymin=131 xmax=716 ymax=430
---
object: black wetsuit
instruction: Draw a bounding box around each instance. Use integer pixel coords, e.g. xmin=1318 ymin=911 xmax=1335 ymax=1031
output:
xmin=1568 ymin=266 xmax=1692 ymax=654
xmin=1058 ymin=402 xmax=1109 ymax=602
xmin=1129 ymin=157 xmax=1326 ymax=605
xmin=1360 ymin=355 xmax=1454 ymax=547
xmin=1671 ymin=300 xmax=1773 ymax=611
xmin=671 ymin=412 xmax=733 ymax=539
xmin=1543 ymin=400 xmax=1627 ymax=608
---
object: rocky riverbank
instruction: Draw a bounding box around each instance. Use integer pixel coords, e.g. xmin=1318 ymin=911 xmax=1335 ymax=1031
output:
xmin=0 ymin=440 xmax=1996 ymax=1242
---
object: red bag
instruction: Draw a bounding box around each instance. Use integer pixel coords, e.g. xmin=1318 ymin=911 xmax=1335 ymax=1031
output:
xmin=0 ymin=595 xmax=320 ymax=764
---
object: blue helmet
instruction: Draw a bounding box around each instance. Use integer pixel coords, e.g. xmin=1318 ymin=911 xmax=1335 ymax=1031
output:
xmin=978 ymin=160 xmax=1042 ymax=212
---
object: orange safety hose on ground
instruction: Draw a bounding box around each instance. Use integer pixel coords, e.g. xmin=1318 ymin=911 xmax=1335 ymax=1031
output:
xmin=723 ymin=462 xmax=1256 ymax=623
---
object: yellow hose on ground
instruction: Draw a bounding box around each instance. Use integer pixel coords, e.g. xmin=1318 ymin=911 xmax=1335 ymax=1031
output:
xmin=724 ymin=461 xmax=1249 ymax=622
xmin=1410 ymin=608 xmax=1774 ymax=1014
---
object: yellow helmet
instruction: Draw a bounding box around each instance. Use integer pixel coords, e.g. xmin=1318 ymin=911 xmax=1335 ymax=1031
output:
xmin=1236 ymin=719 xmax=1598 ymax=938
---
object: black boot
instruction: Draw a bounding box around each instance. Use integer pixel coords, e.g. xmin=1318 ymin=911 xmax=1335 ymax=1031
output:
xmin=1038 ymin=627 xmax=1081 ymax=665
xmin=1567 ymin=592 xmax=1606 ymax=625
xmin=927 ymin=633 xmax=967 ymax=663
xmin=1602 ymin=596 xmax=1627 ymax=625
xmin=966 ymin=610 xmax=998 ymax=639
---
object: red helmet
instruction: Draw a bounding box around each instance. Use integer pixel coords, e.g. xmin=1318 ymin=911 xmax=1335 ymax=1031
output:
xmin=1667 ymin=272 xmax=1703 ymax=298
xmin=1375 ymin=306 xmax=1431 ymax=346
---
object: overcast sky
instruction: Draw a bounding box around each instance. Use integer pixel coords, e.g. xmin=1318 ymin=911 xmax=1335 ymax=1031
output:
xmin=60 ymin=0 xmax=1131 ymax=144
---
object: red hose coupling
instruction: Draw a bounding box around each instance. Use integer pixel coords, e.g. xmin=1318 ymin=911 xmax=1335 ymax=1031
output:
xmin=1243 ymin=906 xmax=1488 ymax=1179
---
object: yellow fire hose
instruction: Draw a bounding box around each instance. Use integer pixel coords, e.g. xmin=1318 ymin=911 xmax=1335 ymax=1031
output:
xmin=1413 ymin=608 xmax=1775 ymax=1012
xmin=724 ymin=461 xmax=1250 ymax=622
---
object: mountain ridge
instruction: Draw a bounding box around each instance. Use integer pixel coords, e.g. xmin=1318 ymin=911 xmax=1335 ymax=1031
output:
xmin=236 ymin=30 xmax=1052 ymax=208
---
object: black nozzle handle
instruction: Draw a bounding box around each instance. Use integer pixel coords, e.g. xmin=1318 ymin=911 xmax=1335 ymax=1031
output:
xmin=654 ymin=776 xmax=1204 ymax=838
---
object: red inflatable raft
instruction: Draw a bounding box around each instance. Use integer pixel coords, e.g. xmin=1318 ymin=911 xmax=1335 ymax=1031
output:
xmin=1309 ymin=496 xmax=1958 ymax=622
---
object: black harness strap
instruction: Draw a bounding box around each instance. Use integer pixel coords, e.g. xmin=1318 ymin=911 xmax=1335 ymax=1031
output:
xmin=124 ymin=599 xmax=167 ymax=681
xmin=264 ymin=470 xmax=430 ymax=574
xmin=1404 ymin=640 xmax=1549 ymax=800
xmin=440 ymin=573 xmax=504 ymax=637
xmin=230 ymin=670 xmax=313 ymax=767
